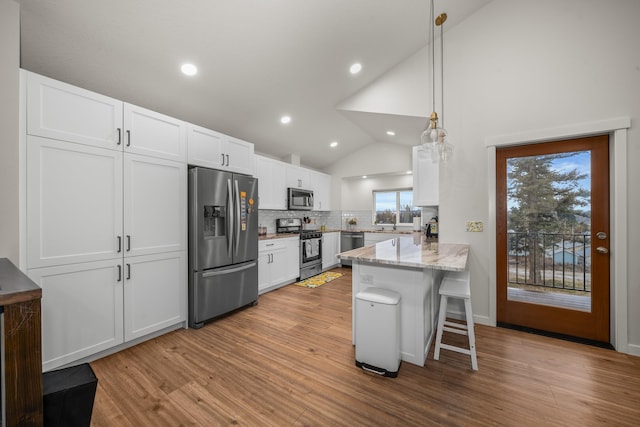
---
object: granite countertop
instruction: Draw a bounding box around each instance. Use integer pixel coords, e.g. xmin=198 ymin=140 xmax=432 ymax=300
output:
xmin=337 ymin=234 xmax=469 ymax=271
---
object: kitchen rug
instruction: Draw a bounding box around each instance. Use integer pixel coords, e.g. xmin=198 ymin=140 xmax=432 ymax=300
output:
xmin=293 ymin=272 xmax=343 ymax=288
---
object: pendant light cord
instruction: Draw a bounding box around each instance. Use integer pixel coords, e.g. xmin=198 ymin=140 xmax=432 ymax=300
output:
xmin=440 ymin=21 xmax=444 ymax=129
xmin=430 ymin=0 xmax=435 ymax=115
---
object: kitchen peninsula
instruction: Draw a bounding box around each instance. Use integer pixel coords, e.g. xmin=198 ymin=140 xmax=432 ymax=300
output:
xmin=338 ymin=234 xmax=469 ymax=366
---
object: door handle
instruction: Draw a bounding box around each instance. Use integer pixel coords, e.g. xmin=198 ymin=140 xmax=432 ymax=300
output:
xmin=126 ymin=129 xmax=131 ymax=147
xmin=117 ymin=264 xmax=122 ymax=282
xmin=126 ymin=235 xmax=131 ymax=252
xmin=596 ymin=231 xmax=607 ymax=240
xmin=596 ymin=246 xmax=609 ymax=254
xmin=221 ymin=154 xmax=225 ymax=166
xmin=117 ymin=128 xmax=122 ymax=145
xmin=117 ymin=236 xmax=122 ymax=253
xmin=126 ymin=263 xmax=131 ymax=279
xmin=226 ymin=154 xmax=230 ymax=166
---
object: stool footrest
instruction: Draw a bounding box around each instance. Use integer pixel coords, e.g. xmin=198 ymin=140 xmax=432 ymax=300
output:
xmin=443 ymin=320 xmax=469 ymax=335
xmin=439 ymin=343 xmax=472 ymax=356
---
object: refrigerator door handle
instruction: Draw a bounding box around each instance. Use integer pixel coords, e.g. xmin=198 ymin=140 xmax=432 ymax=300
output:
xmin=201 ymin=261 xmax=257 ymax=278
xmin=226 ymin=178 xmax=234 ymax=258
xmin=234 ymin=179 xmax=241 ymax=257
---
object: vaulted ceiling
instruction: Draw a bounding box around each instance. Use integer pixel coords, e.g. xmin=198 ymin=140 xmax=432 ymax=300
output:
xmin=17 ymin=0 xmax=492 ymax=170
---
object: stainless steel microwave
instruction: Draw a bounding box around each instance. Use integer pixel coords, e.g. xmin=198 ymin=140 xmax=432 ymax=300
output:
xmin=288 ymin=188 xmax=314 ymax=210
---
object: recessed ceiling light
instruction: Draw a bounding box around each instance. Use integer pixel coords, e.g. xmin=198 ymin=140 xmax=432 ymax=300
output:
xmin=407 ymin=170 xmax=412 ymax=174
xmin=386 ymin=130 xmax=396 ymax=136
xmin=280 ymin=115 xmax=291 ymax=124
xmin=181 ymin=63 xmax=198 ymax=76
xmin=362 ymin=175 xmax=367 ymax=179
xmin=350 ymin=63 xmax=362 ymax=74
xmin=330 ymin=141 xmax=338 ymax=148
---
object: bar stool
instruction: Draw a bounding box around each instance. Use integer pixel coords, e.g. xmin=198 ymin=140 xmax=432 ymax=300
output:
xmin=433 ymin=270 xmax=478 ymax=371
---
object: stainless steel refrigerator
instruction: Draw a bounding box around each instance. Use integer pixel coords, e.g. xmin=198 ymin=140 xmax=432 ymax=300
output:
xmin=188 ymin=166 xmax=259 ymax=328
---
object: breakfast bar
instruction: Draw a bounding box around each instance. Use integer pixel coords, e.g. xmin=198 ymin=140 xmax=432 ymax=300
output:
xmin=337 ymin=234 xmax=469 ymax=366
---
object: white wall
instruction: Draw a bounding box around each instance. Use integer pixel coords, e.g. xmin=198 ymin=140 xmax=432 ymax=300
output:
xmin=439 ymin=0 xmax=640 ymax=352
xmin=342 ymin=174 xmax=413 ymax=211
xmin=0 ymin=0 xmax=20 ymax=265
xmin=324 ymin=142 xmax=412 ymax=209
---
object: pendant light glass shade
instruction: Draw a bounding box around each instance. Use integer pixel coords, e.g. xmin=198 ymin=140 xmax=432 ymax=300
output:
xmin=419 ymin=1 xmax=453 ymax=164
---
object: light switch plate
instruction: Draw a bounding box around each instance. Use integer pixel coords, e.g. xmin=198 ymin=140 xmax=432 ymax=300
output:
xmin=466 ymin=221 xmax=484 ymax=232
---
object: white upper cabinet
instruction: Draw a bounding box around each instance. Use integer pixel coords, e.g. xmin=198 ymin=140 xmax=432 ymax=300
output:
xmin=412 ymin=146 xmax=439 ymax=206
xmin=123 ymin=103 xmax=186 ymax=162
xmin=187 ymin=123 xmax=254 ymax=175
xmin=123 ymin=154 xmax=187 ymax=257
xmin=25 ymin=71 xmax=122 ymax=149
xmin=309 ymin=170 xmax=331 ymax=211
xmin=225 ymin=135 xmax=255 ymax=175
xmin=26 ymin=135 xmax=123 ymax=268
xmin=254 ymin=155 xmax=287 ymax=210
xmin=24 ymin=70 xmax=186 ymax=162
xmin=186 ymin=124 xmax=224 ymax=169
xmin=285 ymin=164 xmax=310 ymax=189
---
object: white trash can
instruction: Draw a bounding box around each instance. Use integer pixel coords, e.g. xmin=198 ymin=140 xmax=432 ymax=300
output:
xmin=355 ymin=287 xmax=401 ymax=377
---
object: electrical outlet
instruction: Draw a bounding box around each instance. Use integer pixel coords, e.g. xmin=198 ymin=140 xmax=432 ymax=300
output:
xmin=465 ymin=221 xmax=484 ymax=232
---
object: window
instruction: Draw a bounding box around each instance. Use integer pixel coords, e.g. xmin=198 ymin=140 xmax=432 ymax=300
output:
xmin=373 ymin=189 xmax=420 ymax=225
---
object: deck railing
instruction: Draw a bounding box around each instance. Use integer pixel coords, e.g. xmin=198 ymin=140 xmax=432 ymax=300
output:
xmin=507 ymin=232 xmax=591 ymax=292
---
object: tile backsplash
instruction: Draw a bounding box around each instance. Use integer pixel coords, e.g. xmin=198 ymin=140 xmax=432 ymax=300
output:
xmin=259 ymin=207 xmax=438 ymax=233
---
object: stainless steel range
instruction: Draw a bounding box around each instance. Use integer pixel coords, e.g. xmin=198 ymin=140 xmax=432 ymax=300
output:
xmin=276 ymin=218 xmax=323 ymax=280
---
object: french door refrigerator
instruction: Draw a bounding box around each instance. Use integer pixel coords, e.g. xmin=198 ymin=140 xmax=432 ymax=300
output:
xmin=188 ymin=166 xmax=259 ymax=328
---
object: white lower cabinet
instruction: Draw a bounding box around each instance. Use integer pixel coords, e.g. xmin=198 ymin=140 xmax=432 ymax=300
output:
xmin=258 ymin=237 xmax=299 ymax=293
xmin=322 ymin=232 xmax=340 ymax=270
xmin=29 ymin=260 xmax=124 ymax=372
xmin=29 ymin=251 xmax=186 ymax=371
xmin=123 ymin=251 xmax=186 ymax=341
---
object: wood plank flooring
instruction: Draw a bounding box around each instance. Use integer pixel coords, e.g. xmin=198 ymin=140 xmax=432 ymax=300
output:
xmin=90 ymin=267 xmax=640 ymax=426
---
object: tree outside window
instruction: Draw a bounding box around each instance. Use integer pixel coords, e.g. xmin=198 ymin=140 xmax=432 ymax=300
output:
xmin=373 ymin=189 xmax=420 ymax=225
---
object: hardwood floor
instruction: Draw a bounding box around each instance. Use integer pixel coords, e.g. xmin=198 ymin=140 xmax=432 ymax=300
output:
xmin=90 ymin=267 xmax=640 ymax=426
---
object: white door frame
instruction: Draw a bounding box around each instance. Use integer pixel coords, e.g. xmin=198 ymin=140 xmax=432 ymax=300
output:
xmin=485 ymin=117 xmax=630 ymax=353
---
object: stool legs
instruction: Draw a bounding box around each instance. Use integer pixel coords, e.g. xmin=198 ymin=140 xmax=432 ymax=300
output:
xmin=464 ymin=298 xmax=478 ymax=371
xmin=433 ymin=294 xmax=478 ymax=371
xmin=434 ymin=294 xmax=448 ymax=361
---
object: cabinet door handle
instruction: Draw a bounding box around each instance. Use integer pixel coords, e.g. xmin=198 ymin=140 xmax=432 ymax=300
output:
xmin=126 ymin=235 xmax=131 ymax=252
xmin=221 ymin=154 xmax=225 ymax=166
xmin=117 ymin=128 xmax=122 ymax=145
xmin=126 ymin=130 xmax=131 ymax=147
xmin=117 ymin=236 xmax=122 ymax=253
xmin=117 ymin=264 xmax=122 ymax=282
xmin=226 ymin=154 xmax=230 ymax=166
xmin=126 ymin=263 xmax=131 ymax=280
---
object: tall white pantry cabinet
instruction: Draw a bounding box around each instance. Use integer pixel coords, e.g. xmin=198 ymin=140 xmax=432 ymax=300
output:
xmin=22 ymin=70 xmax=187 ymax=371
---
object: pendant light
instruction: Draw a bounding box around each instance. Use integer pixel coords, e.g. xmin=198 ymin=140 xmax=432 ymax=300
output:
xmin=420 ymin=0 xmax=453 ymax=163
